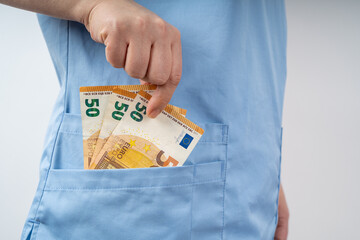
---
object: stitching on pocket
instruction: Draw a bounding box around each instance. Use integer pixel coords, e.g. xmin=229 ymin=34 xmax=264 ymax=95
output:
xmin=44 ymin=178 xmax=225 ymax=191
xmin=220 ymin=127 xmax=229 ymax=240
xmin=46 ymin=160 xmax=225 ymax=189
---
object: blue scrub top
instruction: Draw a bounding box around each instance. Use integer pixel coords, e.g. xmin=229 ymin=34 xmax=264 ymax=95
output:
xmin=22 ymin=1 xmax=287 ymax=239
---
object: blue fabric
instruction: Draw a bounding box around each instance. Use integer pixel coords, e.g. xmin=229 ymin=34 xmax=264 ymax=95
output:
xmin=21 ymin=0 xmax=287 ymax=239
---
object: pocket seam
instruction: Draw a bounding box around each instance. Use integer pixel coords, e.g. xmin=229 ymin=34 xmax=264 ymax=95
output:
xmin=46 ymin=160 xmax=225 ymax=189
xmin=44 ymin=178 xmax=224 ymax=191
xmin=220 ymin=124 xmax=229 ymax=240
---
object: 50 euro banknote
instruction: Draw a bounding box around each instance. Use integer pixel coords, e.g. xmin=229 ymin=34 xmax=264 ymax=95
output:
xmin=90 ymin=90 xmax=204 ymax=169
xmin=80 ymin=85 xmax=187 ymax=169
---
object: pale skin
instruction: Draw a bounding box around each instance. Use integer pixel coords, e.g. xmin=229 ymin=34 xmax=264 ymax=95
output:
xmin=1 ymin=0 xmax=289 ymax=238
xmin=276 ymin=185 xmax=289 ymax=240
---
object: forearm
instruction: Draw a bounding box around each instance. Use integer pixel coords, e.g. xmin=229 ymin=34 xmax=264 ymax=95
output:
xmin=0 ymin=0 xmax=100 ymax=24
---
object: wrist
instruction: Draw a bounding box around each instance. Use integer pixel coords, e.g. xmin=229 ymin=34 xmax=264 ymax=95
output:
xmin=72 ymin=0 xmax=102 ymax=26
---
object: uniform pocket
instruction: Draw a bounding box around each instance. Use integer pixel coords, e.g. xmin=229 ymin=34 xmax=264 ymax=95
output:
xmin=35 ymin=162 xmax=225 ymax=240
xmin=51 ymin=114 xmax=83 ymax=169
xmin=37 ymin=113 xmax=228 ymax=240
xmin=51 ymin=114 xmax=228 ymax=169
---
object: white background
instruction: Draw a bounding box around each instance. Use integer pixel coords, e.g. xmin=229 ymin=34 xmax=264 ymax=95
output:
xmin=0 ymin=1 xmax=359 ymax=239
xmin=282 ymin=1 xmax=360 ymax=239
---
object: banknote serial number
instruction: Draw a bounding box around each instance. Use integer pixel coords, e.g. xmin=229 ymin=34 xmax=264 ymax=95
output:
xmin=162 ymin=111 xmax=194 ymax=134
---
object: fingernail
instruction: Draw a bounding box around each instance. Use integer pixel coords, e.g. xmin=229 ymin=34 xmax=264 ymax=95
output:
xmin=148 ymin=109 xmax=161 ymax=118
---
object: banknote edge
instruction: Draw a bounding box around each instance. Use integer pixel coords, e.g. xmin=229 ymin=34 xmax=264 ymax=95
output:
xmin=138 ymin=90 xmax=204 ymax=135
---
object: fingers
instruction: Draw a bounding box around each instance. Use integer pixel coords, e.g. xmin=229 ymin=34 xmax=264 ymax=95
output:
xmin=142 ymin=41 xmax=172 ymax=85
xmin=105 ymin=29 xmax=181 ymax=119
xmin=146 ymin=82 xmax=176 ymax=118
xmin=98 ymin=8 xmax=182 ymax=118
xmin=105 ymin=36 xmax=128 ymax=68
xmin=147 ymin=38 xmax=182 ymax=118
xmin=124 ymin=39 xmax=151 ymax=79
xmin=139 ymin=79 xmax=149 ymax=85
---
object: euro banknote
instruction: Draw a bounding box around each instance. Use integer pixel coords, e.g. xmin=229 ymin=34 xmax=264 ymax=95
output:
xmin=80 ymin=86 xmax=113 ymax=169
xmin=91 ymin=88 xmax=136 ymax=162
xmin=91 ymin=87 xmax=188 ymax=162
xmin=80 ymin=85 xmax=187 ymax=169
xmin=89 ymin=90 xmax=204 ymax=169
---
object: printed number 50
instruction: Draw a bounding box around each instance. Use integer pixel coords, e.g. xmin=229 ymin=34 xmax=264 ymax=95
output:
xmin=112 ymin=102 xmax=129 ymax=120
xmin=85 ymin=99 xmax=100 ymax=117
xmin=130 ymin=102 xmax=146 ymax=122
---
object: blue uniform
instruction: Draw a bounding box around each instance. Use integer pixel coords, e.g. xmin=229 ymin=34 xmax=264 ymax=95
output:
xmin=21 ymin=0 xmax=287 ymax=239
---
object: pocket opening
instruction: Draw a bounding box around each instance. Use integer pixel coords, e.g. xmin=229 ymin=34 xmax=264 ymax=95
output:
xmin=52 ymin=113 xmax=229 ymax=169
xmin=45 ymin=160 xmax=224 ymax=190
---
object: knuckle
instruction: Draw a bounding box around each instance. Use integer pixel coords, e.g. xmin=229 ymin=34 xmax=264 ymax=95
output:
xmin=133 ymin=16 xmax=147 ymax=30
xmin=108 ymin=58 xmax=124 ymax=68
xmin=153 ymin=18 xmax=167 ymax=34
xmin=149 ymin=72 xmax=169 ymax=85
xmin=109 ymin=60 xmax=124 ymax=68
xmin=172 ymin=27 xmax=181 ymax=40
xmin=105 ymin=40 xmax=114 ymax=51
xmin=106 ymin=18 xmax=126 ymax=31
xmin=106 ymin=46 xmax=123 ymax=68
xmin=156 ymin=94 xmax=171 ymax=107
xmin=126 ymin=68 xmax=145 ymax=79
xmin=99 ymin=29 xmax=109 ymax=43
xmin=160 ymin=98 xmax=170 ymax=107
xmin=170 ymin=73 xmax=181 ymax=85
xmin=112 ymin=63 xmax=124 ymax=68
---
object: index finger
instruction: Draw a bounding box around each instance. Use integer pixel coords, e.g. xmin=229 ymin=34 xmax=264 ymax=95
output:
xmin=147 ymin=40 xmax=182 ymax=118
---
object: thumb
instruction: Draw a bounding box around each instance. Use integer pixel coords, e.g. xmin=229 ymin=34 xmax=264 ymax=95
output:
xmin=146 ymin=81 xmax=177 ymax=118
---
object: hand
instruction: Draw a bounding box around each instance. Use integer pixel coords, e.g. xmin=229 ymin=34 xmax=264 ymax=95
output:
xmin=275 ymin=184 xmax=289 ymax=240
xmin=83 ymin=0 xmax=182 ymax=118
